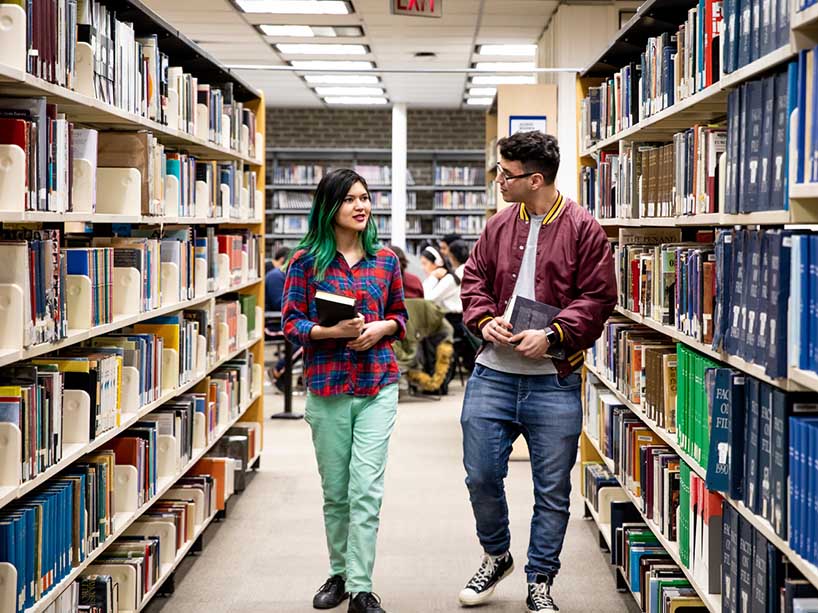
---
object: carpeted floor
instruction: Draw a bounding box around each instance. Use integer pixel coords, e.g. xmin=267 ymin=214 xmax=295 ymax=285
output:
xmin=144 ymin=383 xmax=637 ymax=613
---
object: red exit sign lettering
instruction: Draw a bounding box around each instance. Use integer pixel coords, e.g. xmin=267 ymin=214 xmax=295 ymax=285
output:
xmin=391 ymin=0 xmax=442 ymax=18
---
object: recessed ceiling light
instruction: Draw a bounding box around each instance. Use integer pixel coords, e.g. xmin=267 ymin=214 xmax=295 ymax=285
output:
xmin=324 ymin=96 xmax=388 ymax=105
xmin=236 ymin=0 xmax=350 ymax=14
xmin=290 ymin=60 xmax=374 ymax=70
xmin=471 ymin=75 xmax=537 ymax=85
xmin=466 ymin=98 xmax=493 ymax=105
xmin=260 ymin=25 xmax=315 ymax=36
xmin=277 ymin=43 xmax=368 ymax=55
xmin=477 ymin=44 xmax=537 ymax=57
xmin=468 ymin=87 xmax=496 ymax=97
xmin=305 ymin=74 xmax=380 ymax=84
xmin=315 ymin=86 xmax=385 ymax=96
xmin=474 ymin=62 xmax=537 ymax=72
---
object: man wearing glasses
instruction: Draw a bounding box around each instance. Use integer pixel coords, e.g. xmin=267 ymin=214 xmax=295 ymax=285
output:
xmin=458 ymin=131 xmax=616 ymax=612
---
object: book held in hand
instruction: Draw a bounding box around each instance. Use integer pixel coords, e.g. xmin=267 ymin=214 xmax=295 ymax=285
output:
xmin=315 ymin=291 xmax=357 ymax=327
xmin=503 ymin=295 xmax=566 ymax=359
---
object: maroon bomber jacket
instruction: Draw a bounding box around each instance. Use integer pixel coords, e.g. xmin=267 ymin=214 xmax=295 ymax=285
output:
xmin=461 ymin=193 xmax=618 ymax=377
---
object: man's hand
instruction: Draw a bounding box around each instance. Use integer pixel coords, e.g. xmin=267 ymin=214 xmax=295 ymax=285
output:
xmin=509 ymin=329 xmax=550 ymax=359
xmin=347 ymin=320 xmax=396 ymax=351
xmin=481 ymin=316 xmax=513 ymax=346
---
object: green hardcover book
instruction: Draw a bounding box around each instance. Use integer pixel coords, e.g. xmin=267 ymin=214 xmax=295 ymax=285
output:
xmin=677 ymin=344 xmax=687 ymax=454
xmin=238 ymin=294 xmax=256 ymax=335
xmin=693 ymin=354 xmax=704 ymax=464
xmin=679 ymin=462 xmax=691 ymax=568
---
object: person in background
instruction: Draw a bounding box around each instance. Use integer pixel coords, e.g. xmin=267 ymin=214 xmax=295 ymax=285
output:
xmin=458 ymin=131 xmax=617 ymax=613
xmin=438 ymin=233 xmax=462 ymax=265
xmin=447 ymin=239 xmax=470 ymax=281
xmin=420 ymin=245 xmax=462 ymax=314
xmin=283 ymin=168 xmax=407 ymax=613
xmin=390 ymin=245 xmax=424 ymax=299
xmin=444 ymin=240 xmax=476 ymax=370
xmin=265 ymin=246 xmax=291 ymax=320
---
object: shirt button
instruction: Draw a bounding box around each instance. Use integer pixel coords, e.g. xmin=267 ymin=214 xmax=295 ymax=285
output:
xmin=519 ymin=245 xmax=524 ymax=250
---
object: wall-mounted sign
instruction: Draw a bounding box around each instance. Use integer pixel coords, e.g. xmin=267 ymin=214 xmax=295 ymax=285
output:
xmin=391 ymin=0 xmax=442 ymax=18
xmin=509 ymin=115 xmax=547 ymax=136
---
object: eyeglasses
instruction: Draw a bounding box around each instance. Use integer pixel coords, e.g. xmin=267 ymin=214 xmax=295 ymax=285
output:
xmin=495 ymin=163 xmax=540 ymax=183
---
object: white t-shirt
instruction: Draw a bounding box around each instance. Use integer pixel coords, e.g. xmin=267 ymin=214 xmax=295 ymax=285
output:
xmin=423 ymin=272 xmax=462 ymax=313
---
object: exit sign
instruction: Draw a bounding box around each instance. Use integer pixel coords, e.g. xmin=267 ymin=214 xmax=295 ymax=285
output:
xmin=391 ymin=0 xmax=442 ymax=18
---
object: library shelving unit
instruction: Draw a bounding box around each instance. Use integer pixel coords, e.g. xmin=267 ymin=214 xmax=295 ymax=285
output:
xmin=576 ymin=0 xmax=818 ymax=609
xmin=265 ymin=148 xmax=486 ymax=254
xmin=0 ymin=1 xmax=266 ymax=612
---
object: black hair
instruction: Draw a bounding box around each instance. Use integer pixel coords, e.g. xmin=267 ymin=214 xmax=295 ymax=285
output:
xmin=440 ymin=233 xmax=462 ymax=246
xmin=447 ymin=240 xmax=470 ymax=267
xmin=497 ymin=131 xmax=560 ymax=185
xmin=273 ymin=246 xmax=290 ymax=261
xmin=421 ymin=246 xmax=460 ymax=286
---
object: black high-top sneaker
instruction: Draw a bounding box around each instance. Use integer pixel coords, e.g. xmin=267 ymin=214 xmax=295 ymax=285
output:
xmin=526 ymin=574 xmax=559 ymax=612
xmin=313 ymin=575 xmax=349 ymax=609
xmin=348 ymin=592 xmax=386 ymax=613
xmin=458 ymin=551 xmax=515 ymax=606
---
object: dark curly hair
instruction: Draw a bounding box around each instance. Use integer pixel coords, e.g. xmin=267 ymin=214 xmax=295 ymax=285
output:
xmin=497 ymin=131 xmax=560 ymax=185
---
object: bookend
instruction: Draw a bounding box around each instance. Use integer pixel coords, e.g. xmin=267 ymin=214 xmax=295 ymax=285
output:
xmin=0 ymin=283 xmax=25 ymax=350
xmin=72 ymin=158 xmax=96 ymax=213
xmin=121 ymin=366 xmax=140 ymax=415
xmin=254 ymin=190 xmax=263 ymax=222
xmin=193 ymin=412 xmax=207 ymax=450
xmin=221 ymin=115 xmax=231 ymax=149
xmin=162 ymin=348 xmax=180 ymax=393
xmin=115 ymin=464 xmax=139 ymax=514
xmin=113 ymin=267 xmax=142 ymax=317
xmin=194 ymin=259 xmax=208 ymax=298
xmin=255 ymin=132 xmax=263 ymax=160
xmin=164 ymin=174 xmax=180 ymax=218
xmin=196 ymin=334 xmax=207 ymax=376
xmin=240 ymin=186 xmax=250 ymax=219
xmin=237 ymin=313 xmax=248 ymax=348
xmin=254 ymin=306 xmax=263 ymax=339
xmin=0 ymin=422 xmax=21 ymax=489
xmin=195 ymin=180 xmax=210 ymax=219
xmin=94 ymin=564 xmax=138 ymax=612
xmin=0 ymin=562 xmax=16 ymax=613
xmin=252 ymin=363 xmax=263 ymax=399
xmin=157 ymin=434 xmax=179 ymax=478
xmin=96 ymin=168 xmax=141 ymax=217
xmin=218 ymin=391 xmax=230 ymax=427
xmin=196 ymin=104 xmax=209 ymax=141
xmin=74 ymin=42 xmax=94 ymax=98
xmin=167 ymin=89 xmax=180 ymax=132
xmin=165 ymin=487 xmax=205 ymax=525
xmin=216 ymin=322 xmax=230 ymax=359
xmin=219 ymin=184 xmax=231 ymax=220
xmin=240 ymin=125 xmax=250 ymax=156
xmin=0 ymin=144 xmax=26 ymax=212
xmin=240 ymin=251 xmax=249 ymax=283
xmin=62 ymin=389 xmax=92 ymax=446
xmin=0 ymin=4 xmax=26 ymax=72
xmin=66 ymin=275 xmax=94 ymax=330
xmin=160 ymin=262 xmax=181 ymax=307
xmin=216 ymin=254 xmax=231 ymax=291
xmin=125 ymin=520 xmax=176 ymax=565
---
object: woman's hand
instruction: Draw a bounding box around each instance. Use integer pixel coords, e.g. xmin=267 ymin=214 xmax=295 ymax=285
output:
xmin=433 ymin=267 xmax=447 ymax=280
xmin=347 ymin=320 xmax=397 ymax=351
xmin=310 ymin=315 xmax=365 ymax=340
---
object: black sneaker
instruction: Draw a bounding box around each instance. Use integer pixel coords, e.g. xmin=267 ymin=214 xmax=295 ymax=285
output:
xmin=348 ymin=592 xmax=386 ymax=613
xmin=526 ymin=575 xmax=559 ymax=612
xmin=458 ymin=551 xmax=515 ymax=606
xmin=313 ymin=575 xmax=349 ymax=609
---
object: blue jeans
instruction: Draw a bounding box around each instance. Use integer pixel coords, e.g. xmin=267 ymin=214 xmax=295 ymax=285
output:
xmin=461 ymin=364 xmax=582 ymax=582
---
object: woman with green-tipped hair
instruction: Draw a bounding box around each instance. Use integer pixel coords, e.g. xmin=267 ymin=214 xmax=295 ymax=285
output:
xmin=282 ymin=168 xmax=408 ymax=613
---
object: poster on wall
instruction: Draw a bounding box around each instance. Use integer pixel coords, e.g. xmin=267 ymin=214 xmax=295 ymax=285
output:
xmin=509 ymin=115 xmax=547 ymax=135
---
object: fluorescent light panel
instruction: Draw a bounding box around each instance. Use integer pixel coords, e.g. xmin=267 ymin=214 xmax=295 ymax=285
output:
xmin=315 ymin=86 xmax=385 ymax=96
xmin=290 ymin=60 xmax=374 ymax=70
xmin=324 ymin=96 xmax=388 ymax=105
xmin=276 ymin=43 xmax=367 ymax=55
xmin=305 ymin=74 xmax=380 ymax=84
xmin=466 ymin=98 xmax=493 ymax=105
xmin=474 ymin=62 xmax=536 ymax=71
xmin=468 ymin=87 xmax=496 ymax=97
xmin=236 ymin=0 xmax=349 ymax=14
xmin=477 ymin=44 xmax=537 ymax=57
xmin=259 ymin=25 xmax=315 ymax=36
xmin=471 ymin=75 xmax=536 ymax=85
xmin=259 ymin=25 xmax=364 ymax=37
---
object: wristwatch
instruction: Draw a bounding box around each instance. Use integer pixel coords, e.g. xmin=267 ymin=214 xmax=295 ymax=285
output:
xmin=544 ymin=326 xmax=560 ymax=347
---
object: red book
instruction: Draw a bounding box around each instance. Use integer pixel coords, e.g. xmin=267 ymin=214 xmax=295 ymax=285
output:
xmin=631 ymin=258 xmax=641 ymax=312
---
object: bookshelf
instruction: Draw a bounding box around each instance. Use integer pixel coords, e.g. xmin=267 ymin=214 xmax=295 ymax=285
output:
xmin=576 ymin=0 xmax=818 ymax=604
xmin=265 ymin=148 xmax=486 ymax=253
xmin=0 ymin=1 xmax=267 ymax=611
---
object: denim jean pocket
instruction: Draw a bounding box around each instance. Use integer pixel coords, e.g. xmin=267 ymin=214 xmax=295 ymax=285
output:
xmin=553 ymin=371 xmax=581 ymax=390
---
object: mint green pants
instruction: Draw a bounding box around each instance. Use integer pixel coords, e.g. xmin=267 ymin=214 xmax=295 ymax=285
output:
xmin=305 ymin=383 xmax=398 ymax=593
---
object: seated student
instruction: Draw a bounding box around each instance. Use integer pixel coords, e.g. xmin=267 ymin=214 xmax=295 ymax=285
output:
xmin=390 ymin=245 xmax=424 ymax=299
xmin=420 ymin=245 xmax=462 ymax=314
xmin=445 ymin=240 xmax=478 ymax=370
xmin=265 ymin=247 xmax=291 ymax=325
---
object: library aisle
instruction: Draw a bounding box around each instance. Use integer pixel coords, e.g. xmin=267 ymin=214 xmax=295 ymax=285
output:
xmin=143 ymin=385 xmax=637 ymax=613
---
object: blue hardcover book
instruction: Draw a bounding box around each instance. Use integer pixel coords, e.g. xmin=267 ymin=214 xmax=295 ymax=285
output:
xmin=759 ymin=383 xmax=774 ymax=523
xmin=796 ymin=236 xmax=811 ymax=370
xmin=771 ymin=390 xmax=788 ymax=538
xmin=786 ymin=61 xmax=799 ymax=207
xmin=766 ymin=232 xmax=792 ymax=378
xmin=731 ymin=89 xmax=743 ymax=213
xmin=760 ymin=0 xmax=773 ymax=58
xmin=629 ymin=546 xmax=665 ymax=593
xmin=759 ymin=77 xmax=776 ymax=211
xmin=728 ymin=372 xmax=747 ymax=500
xmin=744 ymin=378 xmax=762 ymax=512
xmin=724 ymin=0 xmax=737 ymax=74
xmin=771 ymin=70 xmax=790 ymax=211
xmin=811 ymin=235 xmax=818 ymax=372
xmin=767 ymin=540 xmax=784 ymax=610
xmin=744 ymin=80 xmax=764 ymax=212
xmin=0 ymin=518 xmax=18 ymax=613
xmin=754 ymin=233 xmax=772 ymax=365
xmin=738 ymin=515 xmax=755 ymax=613
xmin=798 ymin=50 xmax=809 ymax=184
xmin=741 ymin=231 xmax=763 ymax=359
xmin=726 ymin=230 xmax=746 ymax=355
xmin=751 ymin=0 xmax=762 ymax=62
xmin=64 ymin=249 xmax=90 ymax=277
xmin=752 ymin=529 xmax=769 ymax=613
xmin=809 ymin=420 xmax=818 ymax=564
xmin=722 ymin=502 xmax=735 ymax=612
xmin=739 ymin=0 xmax=752 ymax=68
xmin=706 ymin=368 xmax=734 ymax=492
xmin=813 ymin=49 xmax=818 ymax=183
xmin=791 ymin=417 xmax=803 ymax=555
xmin=777 ymin=0 xmax=791 ymax=49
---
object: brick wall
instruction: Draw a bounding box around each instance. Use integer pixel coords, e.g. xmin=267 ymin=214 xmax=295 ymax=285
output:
xmin=266 ymin=107 xmax=485 ymax=150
